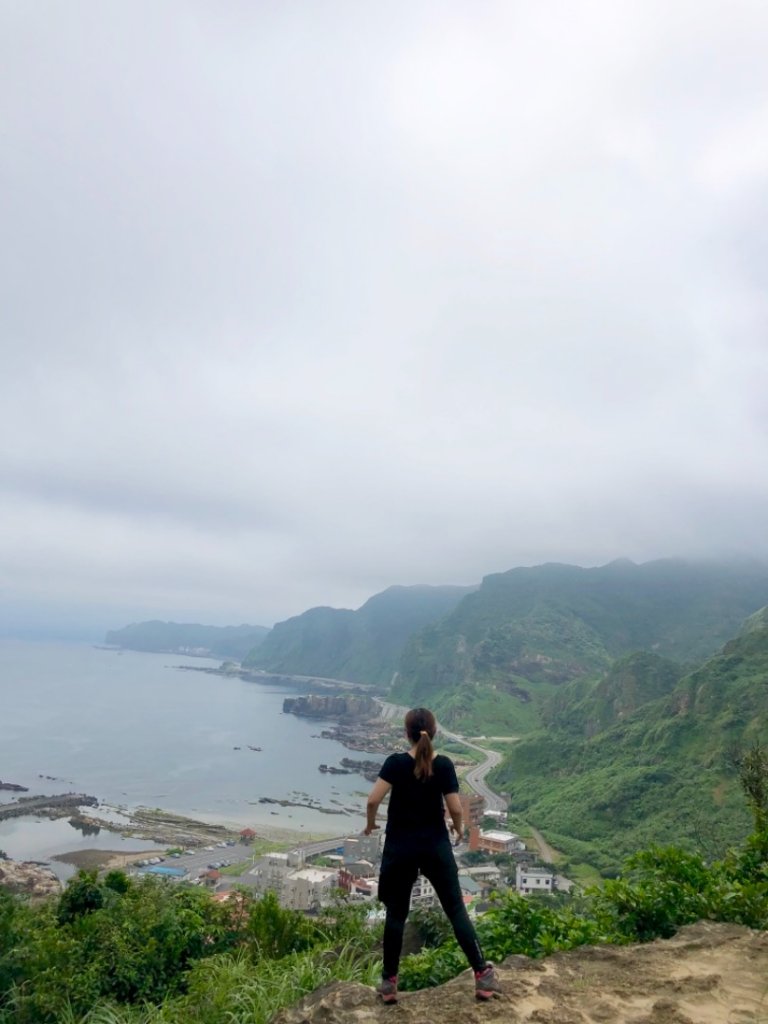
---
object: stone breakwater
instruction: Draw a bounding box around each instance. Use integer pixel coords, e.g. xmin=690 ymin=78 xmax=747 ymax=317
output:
xmin=0 ymin=793 xmax=98 ymax=821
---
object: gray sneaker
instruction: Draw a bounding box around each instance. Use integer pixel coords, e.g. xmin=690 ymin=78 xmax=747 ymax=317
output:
xmin=475 ymin=963 xmax=503 ymax=1000
xmin=377 ymin=976 xmax=398 ymax=1004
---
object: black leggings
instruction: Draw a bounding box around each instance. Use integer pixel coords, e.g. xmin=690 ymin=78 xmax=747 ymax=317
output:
xmin=377 ymin=834 xmax=485 ymax=978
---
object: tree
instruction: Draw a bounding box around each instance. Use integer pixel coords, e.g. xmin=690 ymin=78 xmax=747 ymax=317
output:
xmin=735 ymin=741 xmax=768 ymax=835
xmin=56 ymin=870 xmax=103 ymax=925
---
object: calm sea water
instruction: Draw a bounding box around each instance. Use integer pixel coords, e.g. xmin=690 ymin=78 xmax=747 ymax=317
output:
xmin=0 ymin=641 xmax=374 ymax=865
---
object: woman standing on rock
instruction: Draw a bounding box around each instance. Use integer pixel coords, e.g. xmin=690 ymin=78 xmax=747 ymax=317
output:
xmin=365 ymin=706 xmax=502 ymax=1003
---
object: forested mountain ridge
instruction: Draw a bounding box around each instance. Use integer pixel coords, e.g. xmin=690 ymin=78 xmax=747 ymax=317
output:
xmin=490 ymin=617 xmax=768 ymax=872
xmin=542 ymin=650 xmax=687 ymax=738
xmin=244 ymin=584 xmax=474 ymax=685
xmin=392 ymin=558 xmax=768 ymax=732
xmin=105 ymin=621 xmax=270 ymax=660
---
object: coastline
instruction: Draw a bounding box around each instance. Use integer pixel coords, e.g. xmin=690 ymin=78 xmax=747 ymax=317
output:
xmin=51 ymin=848 xmax=167 ymax=870
xmin=0 ymin=644 xmax=397 ymax=869
xmin=39 ymin=817 xmax=339 ymax=876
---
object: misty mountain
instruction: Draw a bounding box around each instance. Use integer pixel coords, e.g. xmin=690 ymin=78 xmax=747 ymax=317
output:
xmin=392 ymin=558 xmax=768 ymax=732
xmin=490 ymin=615 xmax=768 ymax=872
xmin=243 ymin=584 xmax=475 ymax=685
xmin=105 ymin=621 xmax=271 ymax=660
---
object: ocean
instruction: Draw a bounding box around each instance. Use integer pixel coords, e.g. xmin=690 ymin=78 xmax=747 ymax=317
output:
xmin=0 ymin=640 xmax=375 ymax=867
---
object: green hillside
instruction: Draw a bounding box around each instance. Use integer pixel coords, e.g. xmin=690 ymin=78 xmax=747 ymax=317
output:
xmin=490 ymin=620 xmax=768 ymax=873
xmin=244 ymin=584 xmax=474 ymax=685
xmin=544 ymin=651 xmax=687 ymax=737
xmin=105 ymin=621 xmax=270 ymax=660
xmin=394 ymin=559 xmax=768 ymax=734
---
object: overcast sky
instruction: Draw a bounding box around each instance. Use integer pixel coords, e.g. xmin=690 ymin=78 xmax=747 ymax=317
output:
xmin=2 ymin=1 xmax=768 ymax=637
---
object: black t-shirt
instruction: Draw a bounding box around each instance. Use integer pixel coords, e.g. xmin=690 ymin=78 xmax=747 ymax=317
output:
xmin=378 ymin=752 xmax=459 ymax=838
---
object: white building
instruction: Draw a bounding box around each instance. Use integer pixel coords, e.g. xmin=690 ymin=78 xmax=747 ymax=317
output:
xmin=282 ymin=867 xmax=338 ymax=911
xmin=410 ymin=873 xmax=437 ymax=908
xmin=250 ymin=852 xmax=291 ymax=897
xmin=484 ymin=809 xmax=508 ymax=823
xmin=515 ymin=864 xmax=555 ymax=894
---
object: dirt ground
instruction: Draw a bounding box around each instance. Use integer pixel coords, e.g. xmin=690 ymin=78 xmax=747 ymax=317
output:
xmin=274 ymin=921 xmax=768 ymax=1024
xmin=51 ymin=848 xmax=166 ymax=870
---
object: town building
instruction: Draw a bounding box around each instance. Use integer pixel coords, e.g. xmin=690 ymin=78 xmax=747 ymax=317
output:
xmin=281 ymin=867 xmax=338 ymax=911
xmin=460 ymin=864 xmax=503 ymax=895
xmin=343 ymin=833 xmax=382 ymax=864
xmin=250 ymin=852 xmax=291 ymax=897
xmin=457 ymin=873 xmax=482 ymax=901
xmin=338 ymin=862 xmax=378 ymax=900
xmin=469 ymin=828 xmax=526 ymax=855
xmin=410 ymin=873 xmax=437 ymax=908
xmin=138 ymin=865 xmax=188 ymax=880
xmin=446 ymin=793 xmax=485 ymax=833
xmin=515 ymin=864 xmax=555 ymax=894
xmin=483 ymin=809 xmax=508 ymax=824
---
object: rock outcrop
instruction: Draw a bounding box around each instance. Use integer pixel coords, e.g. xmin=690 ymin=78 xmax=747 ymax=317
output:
xmin=0 ymin=859 xmax=62 ymax=899
xmin=283 ymin=694 xmax=377 ymax=719
xmin=273 ymin=922 xmax=768 ymax=1024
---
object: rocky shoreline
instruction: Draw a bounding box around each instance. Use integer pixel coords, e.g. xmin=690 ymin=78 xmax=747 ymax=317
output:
xmin=69 ymin=806 xmax=239 ymax=847
xmin=0 ymin=858 xmax=62 ymax=898
xmin=0 ymin=693 xmax=397 ymax=869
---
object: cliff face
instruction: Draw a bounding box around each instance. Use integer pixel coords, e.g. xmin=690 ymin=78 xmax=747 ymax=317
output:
xmin=273 ymin=922 xmax=768 ymax=1024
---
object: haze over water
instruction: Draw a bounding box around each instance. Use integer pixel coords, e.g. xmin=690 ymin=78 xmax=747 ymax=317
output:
xmin=0 ymin=641 xmax=372 ymax=861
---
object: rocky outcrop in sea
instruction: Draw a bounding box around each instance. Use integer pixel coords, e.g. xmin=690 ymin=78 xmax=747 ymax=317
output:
xmin=282 ymin=694 xmax=377 ymax=719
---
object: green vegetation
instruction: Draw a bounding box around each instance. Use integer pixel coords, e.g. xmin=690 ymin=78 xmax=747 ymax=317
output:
xmin=217 ymin=861 xmax=252 ymax=876
xmin=543 ymin=651 xmax=686 ymax=737
xmin=2 ymin=750 xmax=767 ymax=1022
xmin=490 ymin=624 xmax=768 ymax=873
xmin=434 ymin=739 xmax=484 ymax=765
xmin=400 ymin=755 xmax=768 ymax=990
xmin=0 ymin=880 xmax=379 ymax=1024
xmin=400 ymin=832 xmax=768 ymax=990
xmin=393 ymin=559 xmax=768 ymax=735
xmin=244 ymin=584 xmax=473 ymax=685
xmin=105 ymin=622 xmax=270 ymax=660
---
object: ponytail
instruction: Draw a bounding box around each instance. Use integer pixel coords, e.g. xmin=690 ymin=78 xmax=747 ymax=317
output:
xmin=405 ymin=707 xmax=437 ymax=780
xmin=414 ymin=730 xmax=434 ymax=780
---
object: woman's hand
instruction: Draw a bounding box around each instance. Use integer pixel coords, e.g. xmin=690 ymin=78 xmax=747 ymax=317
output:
xmin=365 ymin=777 xmax=391 ymax=836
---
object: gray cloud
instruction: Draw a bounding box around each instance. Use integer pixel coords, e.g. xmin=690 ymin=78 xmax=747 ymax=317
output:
xmin=2 ymin=1 xmax=768 ymax=634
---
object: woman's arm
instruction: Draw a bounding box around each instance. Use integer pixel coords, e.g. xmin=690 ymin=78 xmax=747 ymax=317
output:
xmin=365 ymin=777 xmax=392 ymax=835
xmin=444 ymin=792 xmax=464 ymax=840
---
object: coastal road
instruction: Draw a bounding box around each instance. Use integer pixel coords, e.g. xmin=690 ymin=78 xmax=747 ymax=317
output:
xmin=438 ymin=726 xmax=507 ymax=812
